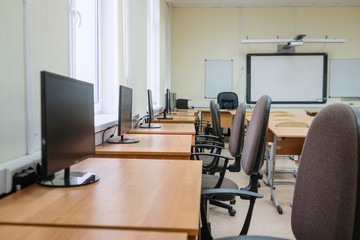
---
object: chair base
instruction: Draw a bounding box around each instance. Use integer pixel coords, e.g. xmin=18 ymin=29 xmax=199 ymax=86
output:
xmin=210 ymin=199 xmax=236 ymax=216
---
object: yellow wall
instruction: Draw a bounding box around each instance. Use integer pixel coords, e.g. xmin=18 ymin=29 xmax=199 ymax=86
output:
xmin=172 ymin=8 xmax=241 ymax=106
xmin=172 ymin=7 xmax=360 ymax=107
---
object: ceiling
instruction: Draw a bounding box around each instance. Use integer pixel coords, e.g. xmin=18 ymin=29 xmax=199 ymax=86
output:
xmin=169 ymin=0 xmax=360 ymax=8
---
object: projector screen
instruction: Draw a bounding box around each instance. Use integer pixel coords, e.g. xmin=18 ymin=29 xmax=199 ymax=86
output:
xmin=246 ymin=53 xmax=327 ymax=104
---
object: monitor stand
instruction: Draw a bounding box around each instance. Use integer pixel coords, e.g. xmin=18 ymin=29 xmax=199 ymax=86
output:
xmin=107 ymin=135 xmax=139 ymax=144
xmin=157 ymin=111 xmax=173 ymax=120
xmin=37 ymin=168 xmax=99 ymax=187
xmin=139 ymin=121 xmax=161 ymax=128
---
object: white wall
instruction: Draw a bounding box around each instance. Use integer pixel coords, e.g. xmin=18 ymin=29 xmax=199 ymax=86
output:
xmin=0 ymin=0 xmax=27 ymax=163
xmin=171 ymin=7 xmax=360 ymax=107
xmin=131 ymin=0 xmax=148 ymax=116
xmin=0 ymin=0 xmax=69 ymax=164
xmin=32 ymin=0 xmax=69 ymax=151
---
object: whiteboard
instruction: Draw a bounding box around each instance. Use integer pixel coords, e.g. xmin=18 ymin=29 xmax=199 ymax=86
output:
xmin=205 ymin=60 xmax=233 ymax=98
xmin=246 ymin=54 xmax=327 ymax=104
xmin=329 ymin=59 xmax=360 ymax=98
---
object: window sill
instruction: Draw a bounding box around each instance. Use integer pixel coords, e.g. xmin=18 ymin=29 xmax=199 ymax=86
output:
xmin=94 ymin=114 xmax=117 ymax=133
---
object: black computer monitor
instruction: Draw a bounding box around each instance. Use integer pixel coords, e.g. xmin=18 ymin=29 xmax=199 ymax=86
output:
xmin=37 ymin=71 xmax=99 ymax=187
xmin=169 ymin=92 xmax=177 ymax=113
xmin=139 ymin=89 xmax=161 ymax=128
xmin=157 ymin=88 xmax=173 ymax=120
xmin=107 ymin=85 xmax=139 ymax=144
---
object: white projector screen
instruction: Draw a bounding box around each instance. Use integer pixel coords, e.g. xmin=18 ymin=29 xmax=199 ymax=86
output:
xmin=246 ymin=53 xmax=327 ymax=104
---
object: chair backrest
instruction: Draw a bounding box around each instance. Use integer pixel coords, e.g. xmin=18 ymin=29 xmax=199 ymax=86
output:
xmin=291 ymin=104 xmax=360 ymax=240
xmin=241 ymin=95 xmax=271 ymax=176
xmin=210 ymin=100 xmax=222 ymax=138
xmin=217 ymin=92 xmax=238 ymax=110
xmin=229 ymin=103 xmax=246 ymax=158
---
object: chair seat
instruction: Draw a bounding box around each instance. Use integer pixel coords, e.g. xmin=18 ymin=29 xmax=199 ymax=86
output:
xmin=202 ymin=174 xmax=238 ymax=201
xmin=201 ymin=155 xmax=225 ymax=172
xmin=217 ymin=236 xmax=287 ymax=240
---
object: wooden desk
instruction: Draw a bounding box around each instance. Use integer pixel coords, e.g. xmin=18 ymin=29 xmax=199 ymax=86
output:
xmin=246 ymin=113 xmax=314 ymax=214
xmin=129 ymin=123 xmax=196 ymax=145
xmin=153 ymin=115 xmax=196 ymax=124
xmin=95 ymin=134 xmax=192 ymax=160
xmin=169 ymin=111 xmax=197 ymax=116
xmin=0 ymin=158 xmax=202 ymax=240
xmin=201 ymin=109 xmax=236 ymax=128
xmin=0 ymin=225 xmax=188 ymax=240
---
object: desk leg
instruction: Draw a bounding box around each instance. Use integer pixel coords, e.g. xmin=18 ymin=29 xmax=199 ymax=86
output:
xmin=269 ymin=136 xmax=283 ymax=214
xmin=263 ymin=144 xmax=271 ymax=186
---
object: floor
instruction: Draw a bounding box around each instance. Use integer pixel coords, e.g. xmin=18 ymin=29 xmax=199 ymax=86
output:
xmin=208 ymin=142 xmax=297 ymax=239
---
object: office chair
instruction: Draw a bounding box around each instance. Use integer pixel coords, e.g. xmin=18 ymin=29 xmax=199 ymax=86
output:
xmin=197 ymin=96 xmax=270 ymax=222
xmin=193 ymin=100 xmax=225 ymax=174
xmin=201 ymin=103 xmax=360 ymax=240
xmin=200 ymin=95 xmax=271 ymax=239
xmin=217 ymin=92 xmax=239 ymax=110
xmin=192 ymin=103 xmax=247 ymax=216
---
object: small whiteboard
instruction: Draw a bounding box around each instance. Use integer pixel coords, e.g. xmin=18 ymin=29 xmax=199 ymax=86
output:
xmin=329 ymin=59 xmax=360 ymax=98
xmin=205 ymin=60 xmax=233 ymax=98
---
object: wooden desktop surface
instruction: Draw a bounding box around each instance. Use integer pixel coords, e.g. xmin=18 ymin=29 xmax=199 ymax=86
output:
xmin=0 ymin=225 xmax=188 ymax=240
xmin=0 ymin=158 xmax=202 ymax=240
xmin=169 ymin=111 xmax=197 ymax=116
xmin=153 ymin=115 xmax=196 ymax=124
xmin=246 ymin=113 xmax=314 ymax=154
xmin=95 ymin=134 xmax=192 ymax=160
xmin=129 ymin=123 xmax=196 ymax=145
xmin=130 ymin=123 xmax=195 ymax=135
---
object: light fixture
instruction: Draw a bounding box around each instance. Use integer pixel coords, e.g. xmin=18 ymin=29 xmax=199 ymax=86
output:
xmin=242 ymin=34 xmax=346 ymax=45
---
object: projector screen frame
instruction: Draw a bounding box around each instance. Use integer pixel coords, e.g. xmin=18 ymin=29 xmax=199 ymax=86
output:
xmin=246 ymin=53 xmax=328 ymax=104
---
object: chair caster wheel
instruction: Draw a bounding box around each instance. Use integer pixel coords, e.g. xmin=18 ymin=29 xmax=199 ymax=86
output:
xmin=229 ymin=209 xmax=236 ymax=216
xmin=277 ymin=206 xmax=283 ymax=214
xmin=230 ymin=199 xmax=236 ymax=205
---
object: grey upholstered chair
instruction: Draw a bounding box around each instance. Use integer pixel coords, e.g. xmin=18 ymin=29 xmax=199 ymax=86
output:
xmin=204 ymin=103 xmax=360 ymax=240
xmin=192 ymin=103 xmax=247 ymax=216
xmin=200 ymin=95 xmax=271 ymax=237
xmin=193 ymin=100 xmax=225 ymax=174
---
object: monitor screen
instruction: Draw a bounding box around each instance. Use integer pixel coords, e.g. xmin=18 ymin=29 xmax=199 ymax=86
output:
xmin=139 ymin=89 xmax=161 ymax=128
xmin=107 ymin=85 xmax=139 ymax=144
xmin=165 ymin=88 xmax=170 ymax=113
xmin=148 ymin=89 xmax=154 ymax=121
xmin=169 ymin=92 xmax=177 ymax=112
xmin=38 ymin=71 xmax=99 ymax=187
xmin=157 ymin=88 xmax=173 ymax=120
xmin=119 ymin=85 xmax=132 ymax=136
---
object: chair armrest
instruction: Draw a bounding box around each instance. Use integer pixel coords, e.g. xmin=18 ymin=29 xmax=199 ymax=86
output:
xmin=201 ymin=188 xmax=263 ymax=199
xmin=191 ymin=152 xmax=233 ymax=161
xmin=195 ymin=134 xmax=220 ymax=139
xmin=191 ymin=144 xmax=224 ymax=150
xmin=195 ymin=139 xmax=224 ymax=146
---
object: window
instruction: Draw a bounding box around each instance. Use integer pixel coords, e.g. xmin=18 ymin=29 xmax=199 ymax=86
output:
xmin=69 ymin=0 xmax=119 ymax=117
xmin=69 ymin=0 xmax=100 ymax=108
xmin=147 ymin=0 xmax=160 ymax=107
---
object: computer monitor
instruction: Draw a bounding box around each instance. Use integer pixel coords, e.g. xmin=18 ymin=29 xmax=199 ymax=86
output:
xmin=157 ymin=88 xmax=173 ymax=120
xmin=139 ymin=89 xmax=161 ymax=128
xmin=37 ymin=71 xmax=99 ymax=187
xmin=169 ymin=92 xmax=177 ymax=113
xmin=107 ymin=85 xmax=139 ymax=144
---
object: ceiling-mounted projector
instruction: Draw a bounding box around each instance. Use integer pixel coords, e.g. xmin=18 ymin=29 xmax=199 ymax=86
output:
xmin=289 ymin=41 xmax=304 ymax=46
